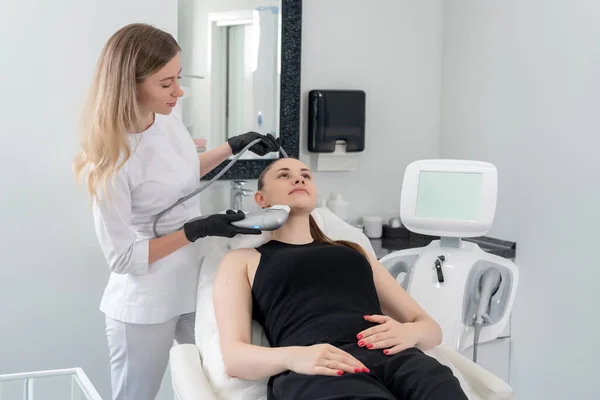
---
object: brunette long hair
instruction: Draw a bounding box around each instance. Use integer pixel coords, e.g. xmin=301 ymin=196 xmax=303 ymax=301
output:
xmin=257 ymin=160 xmax=369 ymax=260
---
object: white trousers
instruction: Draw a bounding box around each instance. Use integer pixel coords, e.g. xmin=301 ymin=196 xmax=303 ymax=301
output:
xmin=105 ymin=313 xmax=196 ymax=400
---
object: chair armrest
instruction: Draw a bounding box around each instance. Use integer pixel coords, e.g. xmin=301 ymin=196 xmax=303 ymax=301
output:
xmin=437 ymin=344 xmax=513 ymax=400
xmin=170 ymin=344 xmax=218 ymax=400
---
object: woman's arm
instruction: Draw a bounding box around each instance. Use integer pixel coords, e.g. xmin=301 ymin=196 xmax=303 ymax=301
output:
xmin=213 ymin=249 xmax=293 ymax=380
xmin=365 ymin=250 xmax=443 ymax=350
xmin=93 ymin=170 xmax=193 ymax=274
xmin=148 ymin=230 xmax=190 ymax=264
xmin=198 ymin=143 xmax=232 ymax=178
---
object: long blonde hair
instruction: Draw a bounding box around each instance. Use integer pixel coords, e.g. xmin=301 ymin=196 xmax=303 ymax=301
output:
xmin=73 ymin=23 xmax=180 ymax=202
xmin=257 ymin=160 xmax=369 ymax=261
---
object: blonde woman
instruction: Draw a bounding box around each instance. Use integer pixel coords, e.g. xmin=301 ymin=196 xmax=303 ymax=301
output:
xmin=73 ymin=23 xmax=276 ymax=399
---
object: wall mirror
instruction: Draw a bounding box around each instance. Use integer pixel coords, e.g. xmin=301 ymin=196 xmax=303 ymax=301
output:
xmin=177 ymin=0 xmax=301 ymax=180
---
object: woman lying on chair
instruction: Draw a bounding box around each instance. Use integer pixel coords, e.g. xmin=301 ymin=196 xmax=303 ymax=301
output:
xmin=213 ymin=157 xmax=468 ymax=400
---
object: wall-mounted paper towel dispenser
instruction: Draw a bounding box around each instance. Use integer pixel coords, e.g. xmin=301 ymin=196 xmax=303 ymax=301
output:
xmin=308 ymin=90 xmax=366 ymax=153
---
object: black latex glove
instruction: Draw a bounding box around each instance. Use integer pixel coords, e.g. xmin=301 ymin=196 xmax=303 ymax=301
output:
xmin=227 ymin=132 xmax=280 ymax=156
xmin=183 ymin=210 xmax=262 ymax=242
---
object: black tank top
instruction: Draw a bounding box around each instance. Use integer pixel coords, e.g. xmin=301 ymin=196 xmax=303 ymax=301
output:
xmin=251 ymin=240 xmax=383 ymax=347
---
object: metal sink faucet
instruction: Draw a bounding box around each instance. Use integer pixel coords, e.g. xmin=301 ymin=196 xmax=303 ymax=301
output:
xmin=230 ymin=180 xmax=253 ymax=210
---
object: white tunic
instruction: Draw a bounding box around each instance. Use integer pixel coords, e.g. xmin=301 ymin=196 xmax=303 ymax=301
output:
xmin=93 ymin=112 xmax=204 ymax=324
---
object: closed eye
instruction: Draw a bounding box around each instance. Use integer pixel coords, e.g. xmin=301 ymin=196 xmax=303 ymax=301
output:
xmin=162 ymin=76 xmax=182 ymax=88
xmin=278 ymin=172 xmax=311 ymax=180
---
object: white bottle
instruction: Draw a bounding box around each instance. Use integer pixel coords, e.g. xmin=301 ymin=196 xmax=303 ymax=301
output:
xmin=363 ymin=216 xmax=383 ymax=239
xmin=327 ymin=193 xmax=349 ymax=222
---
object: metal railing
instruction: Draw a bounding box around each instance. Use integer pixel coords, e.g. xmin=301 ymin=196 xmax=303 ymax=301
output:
xmin=0 ymin=368 xmax=102 ymax=400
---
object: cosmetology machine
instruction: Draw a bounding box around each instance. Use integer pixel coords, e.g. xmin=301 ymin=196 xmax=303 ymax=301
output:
xmin=379 ymin=160 xmax=519 ymax=368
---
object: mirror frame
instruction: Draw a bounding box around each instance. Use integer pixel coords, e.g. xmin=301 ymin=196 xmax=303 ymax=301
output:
xmin=201 ymin=0 xmax=302 ymax=181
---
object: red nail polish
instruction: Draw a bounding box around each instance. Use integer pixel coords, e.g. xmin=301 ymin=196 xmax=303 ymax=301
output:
xmin=363 ymin=368 xmax=370 ymax=373
xmin=356 ymin=334 xmax=362 ymax=339
xmin=358 ymin=340 xmax=364 ymax=347
xmin=384 ymin=349 xmax=389 ymax=355
xmin=367 ymin=344 xmax=373 ymax=349
xmin=337 ymin=370 xmax=343 ymax=376
xmin=354 ymin=367 xmax=361 ymax=373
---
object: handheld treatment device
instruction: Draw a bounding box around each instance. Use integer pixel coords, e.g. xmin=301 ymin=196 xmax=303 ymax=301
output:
xmin=181 ymin=205 xmax=291 ymax=232
xmin=231 ymin=205 xmax=291 ymax=230
xmin=472 ymin=267 xmax=502 ymax=362
xmin=153 ymin=138 xmax=288 ymax=238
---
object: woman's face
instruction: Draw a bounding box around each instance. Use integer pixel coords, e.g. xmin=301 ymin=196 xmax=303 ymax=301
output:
xmin=137 ymin=53 xmax=184 ymax=115
xmin=255 ymin=158 xmax=318 ymax=213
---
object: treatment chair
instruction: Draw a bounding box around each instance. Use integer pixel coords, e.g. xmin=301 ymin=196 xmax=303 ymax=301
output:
xmin=169 ymin=207 xmax=514 ymax=400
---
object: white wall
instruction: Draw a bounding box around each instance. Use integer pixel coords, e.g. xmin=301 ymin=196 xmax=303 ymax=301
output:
xmin=440 ymin=1 xmax=600 ymax=398
xmin=0 ymin=1 xmax=177 ymax=399
xmin=199 ymin=0 xmax=445 ymax=221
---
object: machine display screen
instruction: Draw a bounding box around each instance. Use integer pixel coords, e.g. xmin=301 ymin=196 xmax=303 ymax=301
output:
xmin=415 ymin=171 xmax=483 ymax=220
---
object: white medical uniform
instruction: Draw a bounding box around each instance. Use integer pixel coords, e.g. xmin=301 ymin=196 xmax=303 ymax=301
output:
xmin=92 ymin=112 xmax=203 ymax=400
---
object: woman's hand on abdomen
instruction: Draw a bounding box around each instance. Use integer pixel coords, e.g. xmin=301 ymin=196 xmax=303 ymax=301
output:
xmin=284 ymin=344 xmax=370 ymax=377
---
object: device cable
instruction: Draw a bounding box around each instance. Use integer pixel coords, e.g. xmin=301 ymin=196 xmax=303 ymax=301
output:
xmin=473 ymin=320 xmax=484 ymax=363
